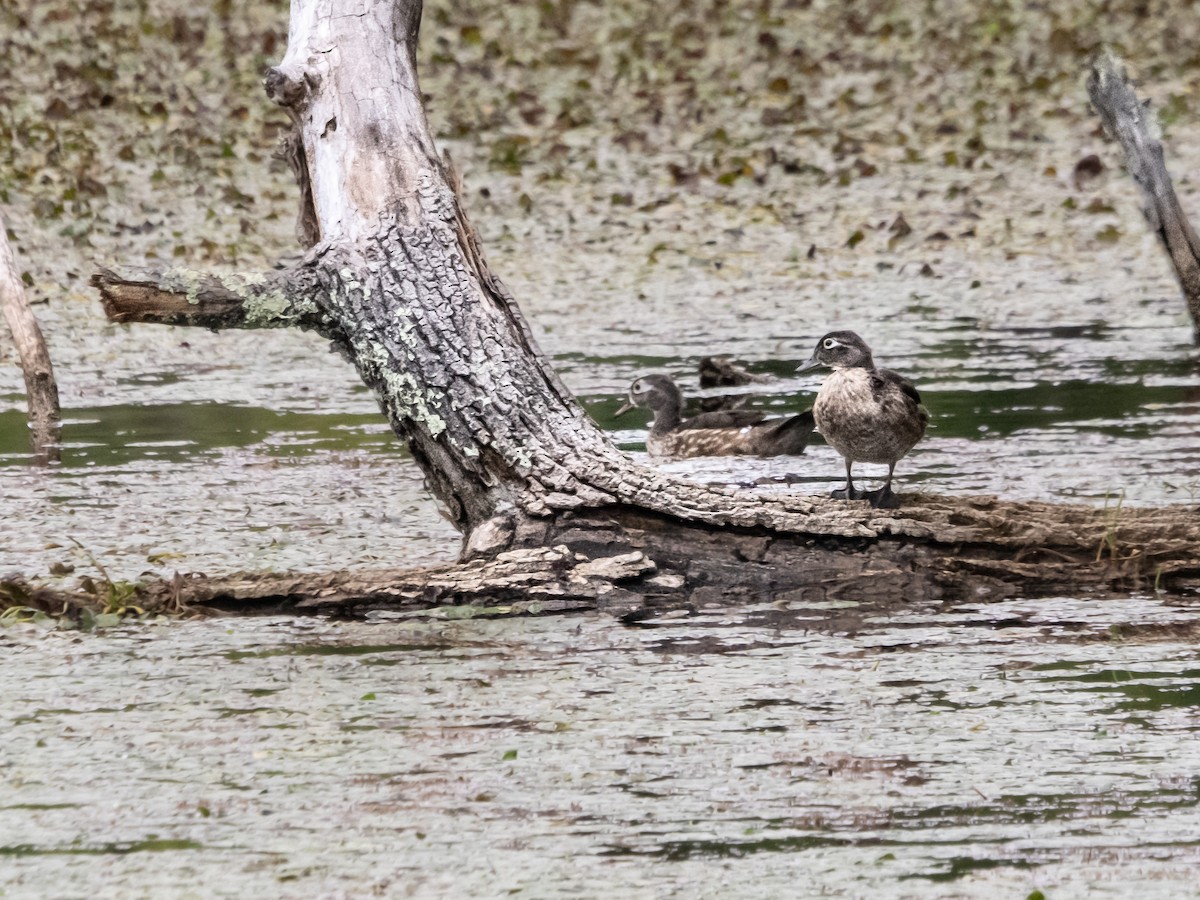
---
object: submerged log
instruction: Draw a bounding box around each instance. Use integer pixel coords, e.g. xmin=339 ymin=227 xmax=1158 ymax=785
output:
xmin=83 ymin=3 xmax=1200 ymax=615
xmin=1088 ymin=49 xmax=1200 ymax=343
xmin=0 ymin=209 xmax=60 ymax=460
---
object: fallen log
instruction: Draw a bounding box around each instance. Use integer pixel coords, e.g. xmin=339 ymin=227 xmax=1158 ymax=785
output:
xmin=77 ymin=4 xmax=1200 ymax=616
xmin=7 ymin=495 xmax=1200 ymax=621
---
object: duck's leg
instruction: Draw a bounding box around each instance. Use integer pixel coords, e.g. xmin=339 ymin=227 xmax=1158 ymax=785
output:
xmin=870 ymin=461 xmax=901 ymax=509
xmin=831 ymin=458 xmax=866 ymax=500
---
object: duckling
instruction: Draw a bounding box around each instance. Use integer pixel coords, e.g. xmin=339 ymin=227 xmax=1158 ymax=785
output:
xmin=798 ymin=331 xmax=927 ymax=509
xmin=697 ymin=355 xmax=770 ymax=413
xmin=698 ymin=355 xmax=772 ymax=389
xmin=615 ymin=374 xmax=815 ymax=459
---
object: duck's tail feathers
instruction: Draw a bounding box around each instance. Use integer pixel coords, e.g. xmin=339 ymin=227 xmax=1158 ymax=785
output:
xmin=760 ymin=408 xmax=816 ymax=455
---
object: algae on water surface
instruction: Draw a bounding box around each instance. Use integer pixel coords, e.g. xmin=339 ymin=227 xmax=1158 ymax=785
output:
xmin=3 ymin=598 xmax=1200 ymax=896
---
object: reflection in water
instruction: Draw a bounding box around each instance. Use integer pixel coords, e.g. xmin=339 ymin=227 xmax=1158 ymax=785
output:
xmin=2 ymin=599 xmax=1199 ymax=894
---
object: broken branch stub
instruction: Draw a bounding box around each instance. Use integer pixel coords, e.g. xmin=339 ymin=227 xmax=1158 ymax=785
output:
xmin=1088 ymin=50 xmax=1200 ymax=343
xmin=91 ymin=266 xmax=325 ymax=330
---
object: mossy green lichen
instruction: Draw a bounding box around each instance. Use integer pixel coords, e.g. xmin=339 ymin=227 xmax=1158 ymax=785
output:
xmin=242 ymin=288 xmax=296 ymax=327
xmin=157 ymin=267 xmax=211 ymax=306
xmin=358 ymin=341 xmax=448 ymax=438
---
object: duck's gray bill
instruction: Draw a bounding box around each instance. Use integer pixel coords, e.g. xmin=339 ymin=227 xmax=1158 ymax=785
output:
xmin=796 ymin=356 xmax=822 ymax=373
xmin=614 ymin=401 xmax=635 ymax=417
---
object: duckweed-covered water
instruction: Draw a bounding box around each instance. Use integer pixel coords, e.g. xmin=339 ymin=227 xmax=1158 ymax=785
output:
xmin=5 ymin=0 xmax=1200 ymax=584
xmin=4 ymin=0 xmax=1200 ymax=895
xmin=4 ymin=599 xmax=1200 ymax=897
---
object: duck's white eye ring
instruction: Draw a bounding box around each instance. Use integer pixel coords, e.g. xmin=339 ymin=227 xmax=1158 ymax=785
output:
xmin=823 ymin=337 xmax=838 ymax=350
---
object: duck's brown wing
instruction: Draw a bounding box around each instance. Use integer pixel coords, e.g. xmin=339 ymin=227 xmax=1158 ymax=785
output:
xmin=873 ymin=369 xmax=930 ymax=431
xmin=873 ymin=369 xmax=924 ymax=408
xmin=677 ymin=409 xmax=769 ymax=430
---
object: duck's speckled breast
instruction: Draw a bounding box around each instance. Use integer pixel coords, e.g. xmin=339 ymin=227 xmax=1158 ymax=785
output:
xmin=813 ymin=369 xmax=924 ymax=464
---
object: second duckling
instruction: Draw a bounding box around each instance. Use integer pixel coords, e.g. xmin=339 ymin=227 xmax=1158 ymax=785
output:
xmin=616 ymin=374 xmax=815 ymax=459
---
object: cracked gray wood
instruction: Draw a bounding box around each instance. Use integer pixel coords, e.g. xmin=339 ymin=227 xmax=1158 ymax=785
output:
xmin=1088 ymin=49 xmax=1200 ymax=343
xmin=6 ymin=497 xmax=1200 ymax=619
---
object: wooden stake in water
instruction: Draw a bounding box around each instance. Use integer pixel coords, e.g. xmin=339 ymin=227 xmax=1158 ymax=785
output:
xmin=0 ymin=209 xmax=61 ymax=461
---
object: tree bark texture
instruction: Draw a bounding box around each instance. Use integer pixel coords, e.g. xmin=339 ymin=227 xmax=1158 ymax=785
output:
xmin=0 ymin=209 xmax=60 ymax=460
xmin=86 ymin=4 xmax=1200 ymax=612
xmin=1088 ymin=50 xmax=1200 ymax=343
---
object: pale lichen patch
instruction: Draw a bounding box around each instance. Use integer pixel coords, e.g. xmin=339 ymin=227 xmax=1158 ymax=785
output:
xmin=373 ymin=353 xmax=448 ymax=437
xmin=242 ymin=288 xmax=297 ymax=327
xmin=159 ymin=268 xmax=213 ymax=306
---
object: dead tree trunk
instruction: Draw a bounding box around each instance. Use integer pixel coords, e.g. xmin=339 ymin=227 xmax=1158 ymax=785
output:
xmin=1088 ymin=50 xmax=1200 ymax=343
xmin=91 ymin=0 xmax=844 ymax=549
xmin=0 ymin=209 xmax=60 ymax=461
xmin=82 ymin=2 xmax=1200 ymax=615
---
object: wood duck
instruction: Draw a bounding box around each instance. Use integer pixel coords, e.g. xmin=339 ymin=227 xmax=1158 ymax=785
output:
xmin=615 ymin=374 xmax=815 ymax=459
xmin=798 ymin=331 xmax=928 ymax=509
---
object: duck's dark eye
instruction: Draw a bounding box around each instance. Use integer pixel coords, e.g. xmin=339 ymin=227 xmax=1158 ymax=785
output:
xmin=632 ymin=380 xmax=643 ymax=392
xmin=823 ymin=338 xmax=838 ymax=350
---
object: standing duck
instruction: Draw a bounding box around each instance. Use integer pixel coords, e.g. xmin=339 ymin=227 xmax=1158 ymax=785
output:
xmin=615 ymin=374 xmax=815 ymax=459
xmin=798 ymin=331 xmax=928 ymax=508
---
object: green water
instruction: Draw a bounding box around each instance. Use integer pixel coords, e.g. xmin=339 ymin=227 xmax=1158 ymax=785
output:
xmin=2 ymin=372 xmax=1191 ymax=470
xmin=0 ymin=402 xmax=402 ymax=468
xmin=5 ymin=341 xmax=1197 ymax=469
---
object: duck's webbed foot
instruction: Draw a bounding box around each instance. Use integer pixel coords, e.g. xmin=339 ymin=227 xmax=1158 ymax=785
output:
xmin=831 ymin=486 xmax=869 ymax=501
xmin=867 ymin=486 xmax=901 ymax=509
xmin=832 ymin=461 xmax=869 ymax=501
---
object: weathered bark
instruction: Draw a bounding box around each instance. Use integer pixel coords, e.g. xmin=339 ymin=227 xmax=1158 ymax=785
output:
xmin=1 ymin=209 xmax=60 ymax=460
xmin=84 ymin=3 xmax=1200 ymax=612
xmin=93 ymin=265 xmax=323 ymax=329
xmin=1088 ymin=49 xmax=1200 ymax=343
